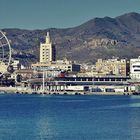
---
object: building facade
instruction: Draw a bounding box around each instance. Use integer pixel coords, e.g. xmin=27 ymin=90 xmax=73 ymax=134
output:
xmin=0 ymin=61 xmax=7 ymax=74
xmin=32 ymin=59 xmax=81 ymax=72
xmin=40 ymin=32 xmax=56 ymax=63
xmin=130 ymin=56 xmax=140 ymax=80
xmin=96 ymin=58 xmax=130 ymax=76
xmin=11 ymin=60 xmax=21 ymax=70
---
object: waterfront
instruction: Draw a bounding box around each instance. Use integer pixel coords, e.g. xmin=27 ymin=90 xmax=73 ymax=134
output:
xmin=0 ymin=94 xmax=140 ymax=139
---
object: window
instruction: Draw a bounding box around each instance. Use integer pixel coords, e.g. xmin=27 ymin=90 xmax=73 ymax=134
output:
xmin=134 ymin=69 xmax=140 ymax=72
xmin=133 ymin=65 xmax=140 ymax=68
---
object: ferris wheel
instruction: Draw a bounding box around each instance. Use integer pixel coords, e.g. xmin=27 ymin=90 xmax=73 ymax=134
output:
xmin=0 ymin=30 xmax=11 ymax=76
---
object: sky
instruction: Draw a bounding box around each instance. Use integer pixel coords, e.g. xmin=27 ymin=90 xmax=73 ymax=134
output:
xmin=0 ymin=0 xmax=140 ymax=29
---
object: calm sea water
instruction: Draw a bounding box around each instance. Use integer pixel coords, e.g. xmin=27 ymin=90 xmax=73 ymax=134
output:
xmin=0 ymin=94 xmax=140 ymax=140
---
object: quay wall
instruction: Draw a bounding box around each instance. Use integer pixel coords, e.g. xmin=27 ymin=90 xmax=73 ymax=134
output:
xmin=0 ymin=86 xmax=132 ymax=95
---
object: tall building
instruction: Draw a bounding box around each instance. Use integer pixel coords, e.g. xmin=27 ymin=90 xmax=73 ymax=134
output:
xmin=32 ymin=32 xmax=80 ymax=72
xmin=40 ymin=32 xmax=56 ymax=63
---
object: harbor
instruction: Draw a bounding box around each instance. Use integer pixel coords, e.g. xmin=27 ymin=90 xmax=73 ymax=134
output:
xmin=0 ymin=31 xmax=140 ymax=96
xmin=0 ymin=85 xmax=134 ymax=95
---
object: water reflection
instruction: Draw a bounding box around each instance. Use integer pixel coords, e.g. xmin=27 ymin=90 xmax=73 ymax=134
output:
xmin=129 ymin=97 xmax=140 ymax=139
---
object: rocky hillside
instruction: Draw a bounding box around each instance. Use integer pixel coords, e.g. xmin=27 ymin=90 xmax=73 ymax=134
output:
xmin=2 ymin=12 xmax=140 ymax=65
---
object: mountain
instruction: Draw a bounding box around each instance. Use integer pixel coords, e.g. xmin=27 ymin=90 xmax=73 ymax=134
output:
xmin=2 ymin=12 xmax=140 ymax=65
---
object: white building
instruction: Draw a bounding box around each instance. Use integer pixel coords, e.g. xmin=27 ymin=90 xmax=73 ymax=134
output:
xmin=0 ymin=61 xmax=7 ymax=74
xmin=40 ymin=32 xmax=56 ymax=63
xmin=11 ymin=60 xmax=20 ymax=70
xmin=130 ymin=56 xmax=140 ymax=80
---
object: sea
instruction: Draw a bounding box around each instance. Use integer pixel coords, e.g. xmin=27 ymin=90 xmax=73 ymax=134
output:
xmin=0 ymin=94 xmax=140 ymax=140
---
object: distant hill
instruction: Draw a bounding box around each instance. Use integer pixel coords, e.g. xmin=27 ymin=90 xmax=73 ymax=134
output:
xmin=2 ymin=12 xmax=140 ymax=65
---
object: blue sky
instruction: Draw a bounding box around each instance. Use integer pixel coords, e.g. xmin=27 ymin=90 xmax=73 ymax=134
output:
xmin=0 ymin=0 xmax=140 ymax=29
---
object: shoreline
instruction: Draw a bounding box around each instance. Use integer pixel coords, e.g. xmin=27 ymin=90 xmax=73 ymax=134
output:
xmin=0 ymin=87 xmax=132 ymax=96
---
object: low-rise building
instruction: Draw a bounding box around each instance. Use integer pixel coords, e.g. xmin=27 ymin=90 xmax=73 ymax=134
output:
xmin=130 ymin=56 xmax=140 ymax=80
xmin=96 ymin=58 xmax=130 ymax=76
xmin=11 ymin=60 xmax=21 ymax=70
xmin=0 ymin=61 xmax=7 ymax=74
xmin=32 ymin=59 xmax=81 ymax=72
xmin=11 ymin=69 xmax=34 ymax=83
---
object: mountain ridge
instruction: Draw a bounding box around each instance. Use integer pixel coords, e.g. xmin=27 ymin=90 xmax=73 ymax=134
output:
xmin=2 ymin=12 xmax=140 ymax=65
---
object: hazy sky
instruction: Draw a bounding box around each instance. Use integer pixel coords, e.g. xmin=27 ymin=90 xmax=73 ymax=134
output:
xmin=0 ymin=0 xmax=140 ymax=29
